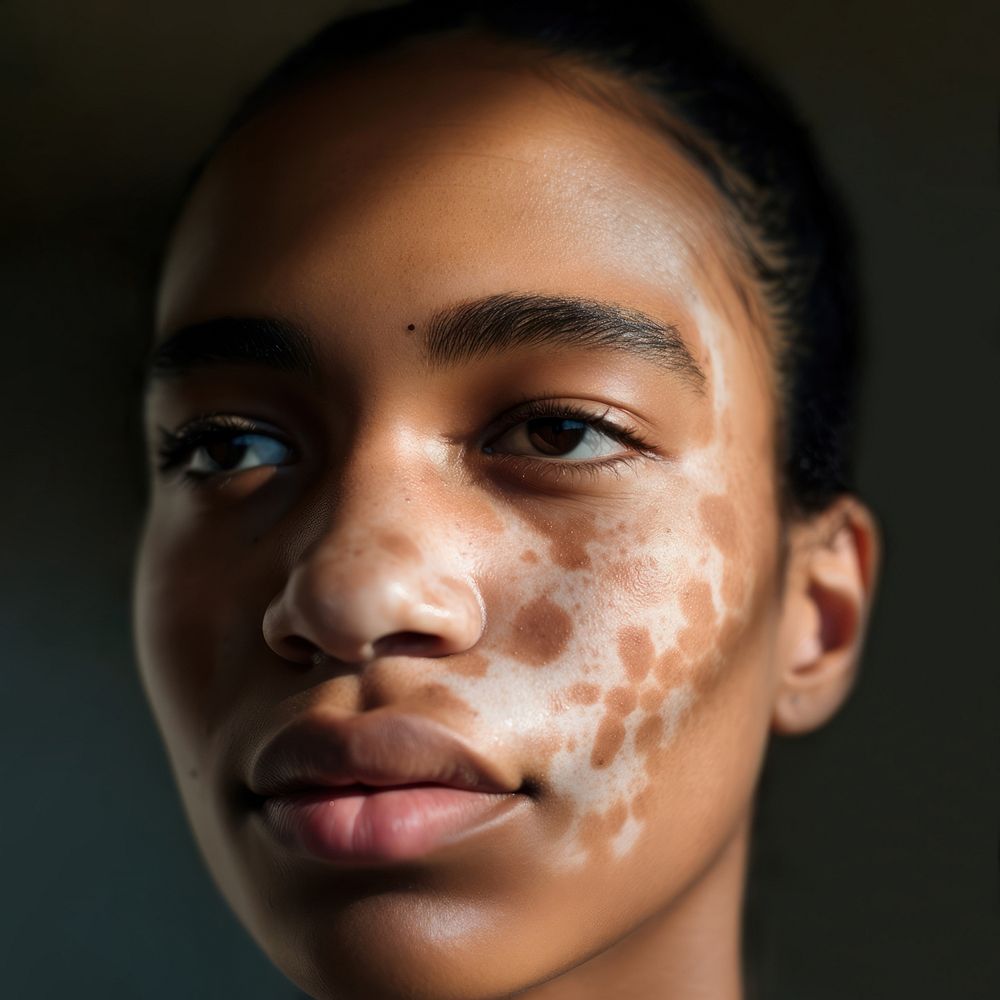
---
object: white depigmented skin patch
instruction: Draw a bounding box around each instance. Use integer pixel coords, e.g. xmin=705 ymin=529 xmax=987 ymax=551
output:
xmin=420 ymin=297 xmax=759 ymax=868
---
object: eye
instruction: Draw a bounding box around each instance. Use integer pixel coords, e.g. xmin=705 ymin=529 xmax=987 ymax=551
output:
xmin=188 ymin=433 xmax=290 ymax=475
xmin=157 ymin=417 xmax=294 ymax=480
xmin=482 ymin=401 xmax=651 ymax=465
xmin=486 ymin=416 xmax=626 ymax=461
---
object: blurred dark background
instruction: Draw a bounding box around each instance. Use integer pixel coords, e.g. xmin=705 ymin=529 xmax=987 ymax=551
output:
xmin=1 ymin=1 xmax=996 ymax=997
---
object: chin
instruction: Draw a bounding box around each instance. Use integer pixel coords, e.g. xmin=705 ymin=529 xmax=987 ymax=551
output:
xmin=246 ymin=893 xmax=563 ymax=1000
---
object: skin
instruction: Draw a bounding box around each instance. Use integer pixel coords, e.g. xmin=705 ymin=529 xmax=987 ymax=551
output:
xmin=135 ymin=32 xmax=879 ymax=1000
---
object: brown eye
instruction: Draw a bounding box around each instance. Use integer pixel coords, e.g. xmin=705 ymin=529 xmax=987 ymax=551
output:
xmin=525 ymin=418 xmax=588 ymax=456
xmin=188 ymin=433 xmax=291 ymax=476
xmin=484 ymin=412 xmax=631 ymax=462
xmin=204 ymin=438 xmax=250 ymax=469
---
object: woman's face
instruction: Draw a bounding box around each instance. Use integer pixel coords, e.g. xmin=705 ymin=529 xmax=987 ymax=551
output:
xmin=137 ymin=36 xmax=792 ymax=999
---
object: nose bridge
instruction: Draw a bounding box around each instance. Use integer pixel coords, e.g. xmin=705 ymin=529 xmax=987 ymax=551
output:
xmin=311 ymin=423 xmax=454 ymax=565
xmin=263 ymin=427 xmax=484 ymax=666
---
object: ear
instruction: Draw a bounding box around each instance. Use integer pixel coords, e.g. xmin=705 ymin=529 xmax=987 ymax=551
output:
xmin=772 ymin=496 xmax=880 ymax=735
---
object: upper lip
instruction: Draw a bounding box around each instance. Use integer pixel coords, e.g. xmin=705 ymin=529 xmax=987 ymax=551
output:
xmin=247 ymin=710 xmax=521 ymax=799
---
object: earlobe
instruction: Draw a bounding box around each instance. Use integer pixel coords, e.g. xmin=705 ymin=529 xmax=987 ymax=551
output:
xmin=772 ymin=497 xmax=880 ymax=736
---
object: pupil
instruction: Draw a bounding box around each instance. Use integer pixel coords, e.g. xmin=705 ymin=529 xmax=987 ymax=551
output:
xmin=527 ymin=418 xmax=587 ymax=456
xmin=206 ymin=437 xmax=248 ymax=469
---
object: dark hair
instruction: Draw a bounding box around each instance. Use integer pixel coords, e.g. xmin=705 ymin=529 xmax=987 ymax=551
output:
xmin=199 ymin=0 xmax=861 ymax=514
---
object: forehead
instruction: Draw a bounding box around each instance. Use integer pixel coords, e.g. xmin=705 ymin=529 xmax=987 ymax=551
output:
xmin=158 ymin=32 xmax=771 ymax=399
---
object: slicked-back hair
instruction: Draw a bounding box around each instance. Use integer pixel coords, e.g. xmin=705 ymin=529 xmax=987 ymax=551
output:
xmin=191 ymin=0 xmax=861 ymax=515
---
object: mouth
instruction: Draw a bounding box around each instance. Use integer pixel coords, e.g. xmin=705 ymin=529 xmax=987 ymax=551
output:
xmin=247 ymin=711 xmax=527 ymax=864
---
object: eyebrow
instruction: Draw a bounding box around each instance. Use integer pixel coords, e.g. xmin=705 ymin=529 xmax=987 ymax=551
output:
xmin=425 ymin=293 xmax=705 ymax=389
xmin=147 ymin=293 xmax=705 ymax=390
xmin=146 ymin=316 xmax=316 ymax=383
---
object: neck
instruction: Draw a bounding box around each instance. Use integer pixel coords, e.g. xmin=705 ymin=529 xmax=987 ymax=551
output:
xmin=525 ymin=820 xmax=749 ymax=1000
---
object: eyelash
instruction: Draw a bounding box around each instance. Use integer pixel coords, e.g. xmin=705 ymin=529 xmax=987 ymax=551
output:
xmin=481 ymin=398 xmax=655 ymax=477
xmin=155 ymin=401 xmax=655 ymax=483
xmin=156 ymin=414 xmax=292 ymax=476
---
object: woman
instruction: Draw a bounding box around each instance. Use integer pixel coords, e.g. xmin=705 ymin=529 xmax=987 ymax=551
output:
xmin=135 ymin=1 xmax=879 ymax=996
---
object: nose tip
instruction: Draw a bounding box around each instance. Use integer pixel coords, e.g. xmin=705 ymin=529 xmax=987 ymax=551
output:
xmin=262 ymin=544 xmax=485 ymax=667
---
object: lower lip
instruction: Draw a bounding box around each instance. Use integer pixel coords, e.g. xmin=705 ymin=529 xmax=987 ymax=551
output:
xmin=258 ymin=785 xmax=520 ymax=863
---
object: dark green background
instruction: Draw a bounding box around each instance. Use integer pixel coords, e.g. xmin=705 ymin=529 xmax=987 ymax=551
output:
xmin=1 ymin=1 xmax=996 ymax=996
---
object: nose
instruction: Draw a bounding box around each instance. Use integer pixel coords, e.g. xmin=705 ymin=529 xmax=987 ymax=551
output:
xmin=262 ymin=516 xmax=485 ymax=667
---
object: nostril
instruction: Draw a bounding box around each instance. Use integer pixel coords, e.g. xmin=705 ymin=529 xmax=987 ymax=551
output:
xmin=371 ymin=631 xmax=451 ymax=659
xmin=281 ymin=635 xmax=319 ymax=664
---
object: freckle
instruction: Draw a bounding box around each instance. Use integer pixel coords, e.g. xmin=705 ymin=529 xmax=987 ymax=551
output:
xmin=635 ymin=713 xmax=663 ymax=755
xmin=550 ymin=533 xmax=590 ymax=570
xmin=654 ymin=646 xmax=683 ymax=688
xmin=510 ymin=597 xmax=573 ymax=666
xmin=590 ymin=714 xmax=626 ymax=769
xmin=418 ymin=683 xmax=478 ymax=718
xmin=639 ymin=686 xmax=662 ymax=711
xmin=681 ymin=580 xmax=715 ymax=625
xmin=406 ymin=323 xmax=416 ymax=331
xmin=447 ymin=652 xmax=489 ymax=678
xmin=578 ymin=797 xmax=628 ymax=858
xmin=521 ymin=550 xmax=539 ymax=564
xmin=514 ymin=508 xmax=596 ymax=570
xmin=567 ymin=682 xmax=600 ymax=705
xmin=676 ymin=623 xmax=703 ymax=658
xmin=676 ymin=581 xmax=716 ymax=659
xmin=699 ymin=494 xmax=739 ymax=557
xmin=618 ymin=625 xmax=655 ymax=683
xmin=378 ymin=531 xmax=422 ymax=561
xmin=604 ymin=685 xmax=637 ymax=717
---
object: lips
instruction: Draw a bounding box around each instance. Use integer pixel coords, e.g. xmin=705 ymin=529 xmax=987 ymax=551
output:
xmin=247 ymin=711 xmax=525 ymax=863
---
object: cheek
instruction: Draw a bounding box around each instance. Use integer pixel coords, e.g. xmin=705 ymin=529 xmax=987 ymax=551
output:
xmin=134 ymin=513 xmax=269 ymax=758
xmin=443 ymin=481 xmax=777 ymax=866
